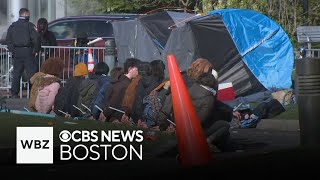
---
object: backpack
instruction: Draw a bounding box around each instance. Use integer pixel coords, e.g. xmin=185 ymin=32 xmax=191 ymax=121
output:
xmin=142 ymin=90 xmax=163 ymax=127
xmin=77 ymin=78 xmax=98 ymax=113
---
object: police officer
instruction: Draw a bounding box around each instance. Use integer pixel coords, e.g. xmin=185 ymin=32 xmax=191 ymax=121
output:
xmin=6 ymin=8 xmax=40 ymax=98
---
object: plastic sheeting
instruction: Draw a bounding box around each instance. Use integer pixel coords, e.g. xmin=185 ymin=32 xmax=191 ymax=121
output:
xmin=209 ymin=9 xmax=294 ymax=90
xmin=112 ymin=11 xmax=195 ymax=66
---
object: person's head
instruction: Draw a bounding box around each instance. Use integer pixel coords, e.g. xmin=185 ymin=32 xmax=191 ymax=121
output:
xmin=124 ymin=58 xmax=141 ymax=79
xmin=196 ymin=72 xmax=217 ymax=89
xmin=138 ymin=62 xmax=151 ymax=77
xmin=19 ymin=8 xmax=30 ymax=20
xmin=150 ymin=60 xmax=165 ymax=81
xmin=40 ymin=58 xmax=64 ymax=77
xmin=37 ymin=18 xmax=48 ymax=33
xmin=110 ymin=67 xmax=123 ymax=78
xmin=74 ymin=63 xmax=88 ymax=77
xmin=187 ymin=58 xmax=213 ymax=80
xmin=76 ymin=32 xmax=89 ymax=47
xmin=93 ymin=62 xmax=109 ymax=75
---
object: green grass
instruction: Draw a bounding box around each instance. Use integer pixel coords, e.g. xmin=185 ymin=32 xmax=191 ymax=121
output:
xmin=270 ymin=104 xmax=298 ymax=120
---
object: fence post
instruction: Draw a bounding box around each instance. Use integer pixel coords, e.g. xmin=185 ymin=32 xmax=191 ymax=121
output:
xmin=104 ymin=39 xmax=116 ymax=75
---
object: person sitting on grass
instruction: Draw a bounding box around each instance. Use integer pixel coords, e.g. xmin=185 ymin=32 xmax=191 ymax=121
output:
xmin=28 ymin=58 xmax=64 ymax=114
xmin=53 ymin=62 xmax=88 ymax=117
xmin=90 ymin=67 xmax=123 ymax=120
xmin=99 ymin=58 xmax=141 ymax=122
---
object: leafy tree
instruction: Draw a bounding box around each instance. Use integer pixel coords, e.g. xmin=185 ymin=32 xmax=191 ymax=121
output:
xmin=211 ymin=0 xmax=320 ymax=47
xmin=67 ymin=0 xmax=320 ymax=47
xmin=68 ymin=0 xmax=199 ymax=14
xmin=68 ymin=0 xmax=105 ymax=15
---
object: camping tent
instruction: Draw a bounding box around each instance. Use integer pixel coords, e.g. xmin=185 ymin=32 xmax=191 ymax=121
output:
xmin=112 ymin=11 xmax=197 ymax=66
xmin=164 ymin=9 xmax=294 ymax=96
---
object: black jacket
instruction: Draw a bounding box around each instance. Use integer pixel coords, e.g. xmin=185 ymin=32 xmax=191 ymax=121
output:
xmin=54 ymin=77 xmax=84 ymax=117
xmin=39 ymin=30 xmax=57 ymax=46
xmin=103 ymin=74 xmax=131 ymax=120
xmin=6 ymin=18 xmax=40 ymax=54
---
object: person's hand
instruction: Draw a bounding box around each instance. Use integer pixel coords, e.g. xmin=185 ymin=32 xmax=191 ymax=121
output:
xmin=137 ymin=119 xmax=148 ymax=129
xmin=120 ymin=114 xmax=133 ymax=126
xmin=111 ymin=119 xmax=120 ymax=124
xmin=150 ymin=126 xmax=160 ymax=131
xmin=99 ymin=112 xmax=106 ymax=122
xmin=233 ymin=111 xmax=241 ymax=121
xmin=165 ymin=124 xmax=176 ymax=134
xmin=88 ymin=116 xmax=95 ymax=120
xmin=121 ymin=114 xmax=129 ymax=122
xmin=163 ymin=81 xmax=170 ymax=90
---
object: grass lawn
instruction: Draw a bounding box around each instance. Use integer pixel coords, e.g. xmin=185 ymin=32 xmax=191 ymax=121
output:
xmin=270 ymin=104 xmax=298 ymax=120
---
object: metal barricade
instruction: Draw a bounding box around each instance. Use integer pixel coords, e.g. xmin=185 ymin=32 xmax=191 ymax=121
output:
xmin=305 ymin=49 xmax=320 ymax=58
xmin=39 ymin=46 xmax=106 ymax=86
xmin=0 ymin=45 xmax=12 ymax=93
xmin=0 ymin=45 xmax=106 ymax=98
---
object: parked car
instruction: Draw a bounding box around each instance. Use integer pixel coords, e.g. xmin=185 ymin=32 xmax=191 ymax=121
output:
xmin=47 ymin=14 xmax=142 ymax=78
xmin=48 ymin=14 xmax=141 ymax=47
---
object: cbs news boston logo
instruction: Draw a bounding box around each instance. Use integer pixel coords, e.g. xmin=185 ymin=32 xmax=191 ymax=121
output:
xmin=16 ymin=127 xmax=144 ymax=164
xmin=16 ymin=127 xmax=53 ymax=164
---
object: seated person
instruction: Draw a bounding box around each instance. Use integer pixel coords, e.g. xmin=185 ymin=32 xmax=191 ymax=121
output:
xmin=28 ymin=58 xmax=64 ymax=114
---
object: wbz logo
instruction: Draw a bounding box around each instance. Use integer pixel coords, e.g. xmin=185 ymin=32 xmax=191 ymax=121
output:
xmin=20 ymin=139 xmax=50 ymax=149
xmin=16 ymin=127 xmax=53 ymax=164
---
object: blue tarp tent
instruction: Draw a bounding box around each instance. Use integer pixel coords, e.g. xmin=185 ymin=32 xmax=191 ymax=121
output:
xmin=164 ymin=9 xmax=294 ymax=96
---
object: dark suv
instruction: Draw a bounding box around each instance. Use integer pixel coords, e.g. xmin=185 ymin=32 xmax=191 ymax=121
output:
xmin=48 ymin=14 xmax=141 ymax=47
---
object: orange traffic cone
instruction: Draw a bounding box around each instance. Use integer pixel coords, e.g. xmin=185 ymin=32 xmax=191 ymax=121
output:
xmin=87 ymin=48 xmax=94 ymax=73
xmin=166 ymin=54 xmax=212 ymax=167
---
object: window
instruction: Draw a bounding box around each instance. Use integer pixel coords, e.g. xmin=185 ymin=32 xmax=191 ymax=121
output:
xmin=49 ymin=20 xmax=114 ymax=39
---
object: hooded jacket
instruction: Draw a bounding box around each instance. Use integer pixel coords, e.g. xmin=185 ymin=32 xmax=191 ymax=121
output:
xmin=33 ymin=74 xmax=61 ymax=114
xmin=29 ymin=72 xmax=60 ymax=113
xmin=103 ymin=73 xmax=131 ymax=120
xmin=188 ymin=83 xmax=216 ymax=128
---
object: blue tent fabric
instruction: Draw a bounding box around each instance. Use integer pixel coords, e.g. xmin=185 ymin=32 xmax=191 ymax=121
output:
xmin=208 ymin=9 xmax=294 ymax=90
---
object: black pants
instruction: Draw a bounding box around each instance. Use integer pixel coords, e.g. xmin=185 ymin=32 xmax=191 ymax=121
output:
xmin=11 ymin=48 xmax=38 ymax=95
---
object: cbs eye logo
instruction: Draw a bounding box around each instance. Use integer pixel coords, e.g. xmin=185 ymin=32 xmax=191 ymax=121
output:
xmin=59 ymin=130 xmax=71 ymax=142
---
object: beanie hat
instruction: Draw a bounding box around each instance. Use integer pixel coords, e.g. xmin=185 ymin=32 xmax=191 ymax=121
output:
xmin=74 ymin=63 xmax=88 ymax=77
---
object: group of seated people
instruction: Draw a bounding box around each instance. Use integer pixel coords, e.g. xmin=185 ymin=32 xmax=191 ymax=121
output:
xmin=27 ymin=57 xmax=252 ymax=152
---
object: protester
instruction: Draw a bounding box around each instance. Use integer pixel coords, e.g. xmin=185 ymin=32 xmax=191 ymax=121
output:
xmin=28 ymin=58 xmax=64 ymax=113
xmin=77 ymin=62 xmax=110 ymax=115
xmin=127 ymin=60 xmax=167 ymax=125
xmin=99 ymin=58 xmax=140 ymax=122
xmin=37 ymin=17 xmax=57 ymax=59
xmin=53 ymin=63 xmax=88 ymax=117
xmin=90 ymin=66 xmax=121 ymax=119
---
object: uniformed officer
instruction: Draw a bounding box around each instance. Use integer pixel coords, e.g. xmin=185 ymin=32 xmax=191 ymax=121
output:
xmin=6 ymin=8 xmax=40 ymax=98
